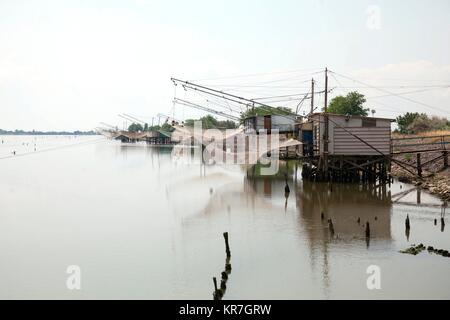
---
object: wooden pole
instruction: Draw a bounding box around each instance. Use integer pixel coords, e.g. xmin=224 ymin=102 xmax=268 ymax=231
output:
xmin=328 ymin=218 xmax=334 ymax=235
xmin=443 ymin=150 xmax=448 ymax=168
xmin=310 ymin=78 xmax=314 ymax=115
xmin=223 ymin=232 xmax=231 ymax=257
xmin=323 ymin=68 xmax=329 ymax=177
xmin=365 ymin=222 xmax=370 ymax=238
xmin=417 ymin=153 xmax=422 ymax=177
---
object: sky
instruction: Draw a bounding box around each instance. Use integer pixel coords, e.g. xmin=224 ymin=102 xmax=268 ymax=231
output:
xmin=0 ymin=0 xmax=449 ymax=131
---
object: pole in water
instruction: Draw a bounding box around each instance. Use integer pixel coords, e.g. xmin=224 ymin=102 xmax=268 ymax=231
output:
xmin=284 ymin=174 xmax=290 ymax=194
xmin=321 ymin=212 xmax=324 ymax=220
xmin=223 ymin=232 xmax=231 ymax=258
xmin=365 ymin=222 xmax=370 ymax=238
xmin=220 ymin=279 xmax=227 ymax=290
xmin=328 ymin=219 xmax=335 ymax=235
xmin=405 ymin=214 xmax=410 ymax=230
xmin=221 ymin=271 xmax=228 ymax=281
xmin=213 ymin=277 xmax=222 ymax=300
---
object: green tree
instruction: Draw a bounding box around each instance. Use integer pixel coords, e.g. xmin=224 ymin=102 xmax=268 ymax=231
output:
xmin=148 ymin=125 xmax=161 ymax=131
xmin=408 ymin=114 xmax=450 ymax=133
xmin=144 ymin=123 xmax=149 ymax=131
xmin=128 ymin=123 xmax=144 ymax=132
xmin=184 ymin=115 xmax=237 ymax=129
xmin=325 ymin=91 xmax=369 ymax=116
xmin=160 ymin=122 xmax=175 ymax=133
xmin=395 ymin=112 xmax=422 ymax=134
xmin=216 ymin=120 xmax=237 ymax=129
xmin=395 ymin=112 xmax=450 ymax=134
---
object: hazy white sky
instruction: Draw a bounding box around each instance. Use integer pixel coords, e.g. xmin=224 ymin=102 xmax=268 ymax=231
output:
xmin=0 ymin=0 xmax=449 ymax=131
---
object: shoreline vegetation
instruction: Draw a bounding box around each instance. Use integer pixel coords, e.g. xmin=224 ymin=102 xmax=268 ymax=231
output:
xmin=0 ymin=128 xmax=97 ymax=135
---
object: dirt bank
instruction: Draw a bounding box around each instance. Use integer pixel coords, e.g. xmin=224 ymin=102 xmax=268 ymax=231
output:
xmin=391 ymin=132 xmax=450 ymax=201
xmin=391 ymin=166 xmax=450 ymax=201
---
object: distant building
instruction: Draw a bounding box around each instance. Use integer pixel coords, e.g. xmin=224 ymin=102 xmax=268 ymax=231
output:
xmin=243 ymin=115 xmax=300 ymax=134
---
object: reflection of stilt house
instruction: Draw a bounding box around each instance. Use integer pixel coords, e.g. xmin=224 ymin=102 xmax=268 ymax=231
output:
xmin=298 ymin=113 xmax=394 ymax=183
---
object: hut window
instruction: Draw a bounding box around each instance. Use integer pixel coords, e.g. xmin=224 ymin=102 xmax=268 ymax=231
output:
xmin=362 ymin=118 xmax=376 ymax=127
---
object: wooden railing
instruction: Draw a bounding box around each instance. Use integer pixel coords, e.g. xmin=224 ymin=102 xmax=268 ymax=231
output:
xmin=391 ymin=134 xmax=450 ymax=154
xmin=391 ymin=134 xmax=450 ymax=177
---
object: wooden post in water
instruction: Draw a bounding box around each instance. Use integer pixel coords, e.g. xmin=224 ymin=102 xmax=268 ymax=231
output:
xmin=328 ymin=219 xmax=334 ymax=235
xmin=213 ymin=277 xmax=222 ymax=300
xmin=365 ymin=222 xmax=370 ymax=238
xmin=223 ymin=232 xmax=231 ymax=258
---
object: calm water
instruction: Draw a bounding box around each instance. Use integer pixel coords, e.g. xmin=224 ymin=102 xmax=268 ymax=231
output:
xmin=0 ymin=135 xmax=449 ymax=299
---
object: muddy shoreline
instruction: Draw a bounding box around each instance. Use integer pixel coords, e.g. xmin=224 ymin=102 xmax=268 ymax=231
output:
xmin=391 ymin=168 xmax=450 ymax=202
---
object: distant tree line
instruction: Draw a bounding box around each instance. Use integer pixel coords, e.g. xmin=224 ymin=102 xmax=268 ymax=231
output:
xmin=127 ymin=122 xmax=175 ymax=133
xmin=0 ymin=128 xmax=97 ymax=135
xmin=184 ymin=115 xmax=237 ymax=129
xmin=239 ymin=106 xmax=293 ymax=122
xmin=395 ymin=112 xmax=450 ymax=134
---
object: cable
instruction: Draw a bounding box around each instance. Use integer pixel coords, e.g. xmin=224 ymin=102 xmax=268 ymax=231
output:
xmin=330 ymin=70 xmax=450 ymax=116
xmin=189 ymin=67 xmax=324 ymax=81
xmin=366 ymin=87 xmax=449 ymax=99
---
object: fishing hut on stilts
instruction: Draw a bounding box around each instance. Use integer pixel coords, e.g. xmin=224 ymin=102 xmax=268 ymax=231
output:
xmin=298 ymin=69 xmax=394 ymax=184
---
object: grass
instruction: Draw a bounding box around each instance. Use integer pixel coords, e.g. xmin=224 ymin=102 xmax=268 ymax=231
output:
xmin=392 ymin=130 xmax=450 ymax=139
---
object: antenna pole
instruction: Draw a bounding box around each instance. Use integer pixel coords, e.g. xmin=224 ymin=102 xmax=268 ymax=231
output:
xmin=323 ymin=68 xmax=329 ymax=176
xmin=310 ymin=78 xmax=315 ymax=115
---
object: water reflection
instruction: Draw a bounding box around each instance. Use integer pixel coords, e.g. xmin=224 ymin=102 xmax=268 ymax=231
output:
xmin=244 ymin=161 xmax=392 ymax=241
xmin=240 ymin=163 xmax=395 ymax=296
xmin=2 ymin=139 xmax=448 ymax=299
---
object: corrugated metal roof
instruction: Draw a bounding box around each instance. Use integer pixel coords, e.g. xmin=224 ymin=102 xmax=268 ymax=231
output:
xmin=310 ymin=112 xmax=395 ymax=122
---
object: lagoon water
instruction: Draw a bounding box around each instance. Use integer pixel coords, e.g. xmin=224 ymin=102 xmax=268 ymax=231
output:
xmin=0 ymin=135 xmax=449 ymax=299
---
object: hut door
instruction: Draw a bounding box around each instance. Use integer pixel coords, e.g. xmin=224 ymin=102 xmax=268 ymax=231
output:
xmin=302 ymin=130 xmax=313 ymax=156
xmin=264 ymin=115 xmax=271 ymax=134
